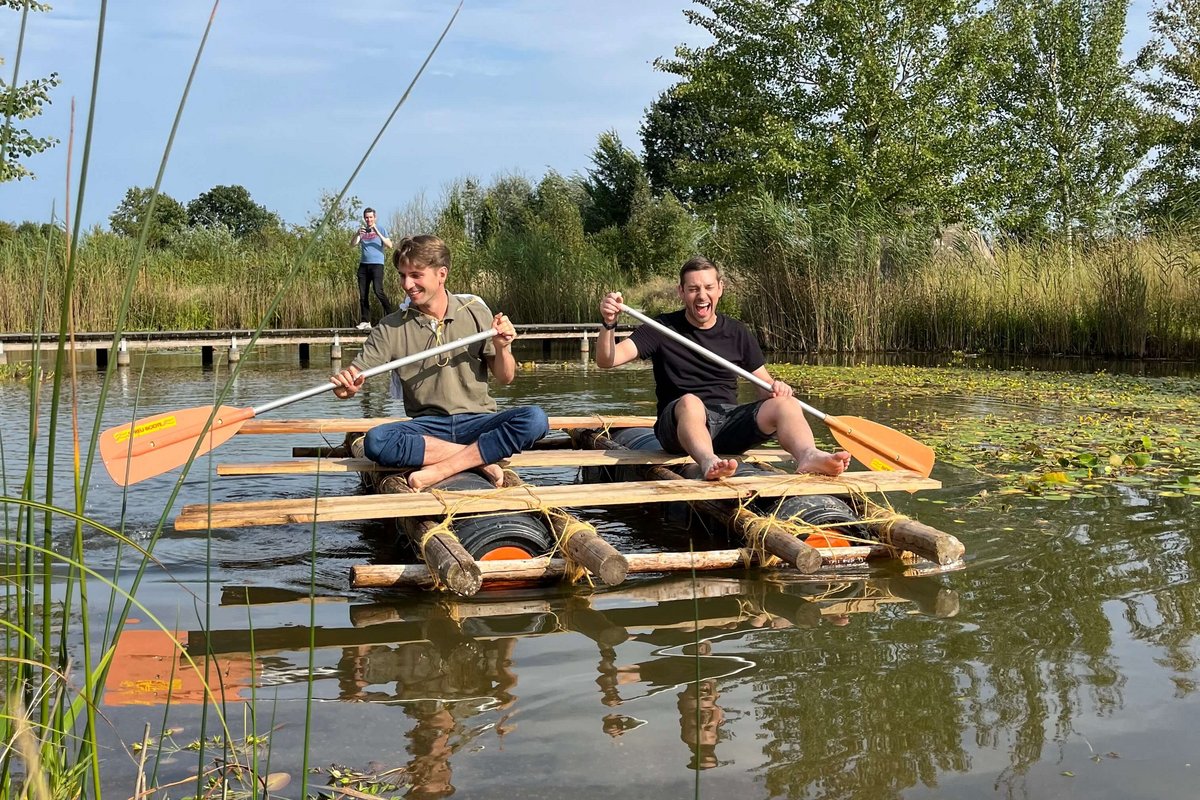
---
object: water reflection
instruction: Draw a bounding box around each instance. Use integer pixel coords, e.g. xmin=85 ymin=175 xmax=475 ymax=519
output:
xmin=105 ymin=574 xmax=960 ymax=796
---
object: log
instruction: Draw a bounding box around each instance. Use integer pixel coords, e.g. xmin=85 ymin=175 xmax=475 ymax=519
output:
xmin=350 ymin=548 xmax=883 ymax=589
xmin=575 ymin=429 xmax=822 ymax=573
xmin=499 ymin=470 xmax=628 ymax=587
xmin=352 ymin=440 xmax=481 ymax=597
xmin=174 ymin=470 xmax=939 ymax=531
xmin=858 ymin=498 xmax=965 ymax=566
xmin=753 ymin=462 xmax=965 ymax=567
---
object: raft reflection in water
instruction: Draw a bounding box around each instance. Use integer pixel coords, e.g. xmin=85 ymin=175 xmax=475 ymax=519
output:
xmin=106 ymin=573 xmax=959 ymax=793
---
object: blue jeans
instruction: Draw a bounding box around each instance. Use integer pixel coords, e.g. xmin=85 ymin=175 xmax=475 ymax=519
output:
xmin=363 ymin=406 xmax=550 ymax=467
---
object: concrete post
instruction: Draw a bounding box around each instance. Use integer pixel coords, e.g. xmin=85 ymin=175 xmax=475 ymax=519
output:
xmin=330 ymin=331 xmax=342 ymax=362
xmin=229 ymin=336 xmax=241 ymax=363
xmin=116 ymin=337 xmax=130 ymax=366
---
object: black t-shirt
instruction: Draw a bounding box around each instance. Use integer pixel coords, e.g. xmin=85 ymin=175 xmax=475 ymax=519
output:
xmin=629 ymin=310 xmax=766 ymax=414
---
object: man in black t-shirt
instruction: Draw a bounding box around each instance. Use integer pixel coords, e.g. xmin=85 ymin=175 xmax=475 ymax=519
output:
xmin=596 ymin=256 xmax=849 ymax=480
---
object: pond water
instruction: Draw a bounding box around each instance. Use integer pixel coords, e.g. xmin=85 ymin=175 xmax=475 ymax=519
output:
xmin=2 ymin=342 xmax=1198 ymax=799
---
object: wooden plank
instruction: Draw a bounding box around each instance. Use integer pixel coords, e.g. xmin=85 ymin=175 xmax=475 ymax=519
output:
xmin=215 ymin=448 xmax=794 ymax=476
xmin=237 ymin=415 xmax=657 ymax=435
xmin=174 ymin=471 xmax=940 ymax=531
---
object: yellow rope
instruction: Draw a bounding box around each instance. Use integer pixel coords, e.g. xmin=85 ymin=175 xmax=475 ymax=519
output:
xmin=544 ymin=509 xmax=595 ymax=585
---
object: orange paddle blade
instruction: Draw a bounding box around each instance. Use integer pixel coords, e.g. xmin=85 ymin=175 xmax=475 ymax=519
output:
xmin=100 ymin=405 xmax=254 ymax=486
xmin=824 ymin=415 xmax=935 ymax=477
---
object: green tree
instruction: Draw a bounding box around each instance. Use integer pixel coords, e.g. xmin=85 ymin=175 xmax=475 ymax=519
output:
xmin=981 ymin=0 xmax=1140 ymax=237
xmin=306 ymin=189 xmax=362 ymax=232
xmin=476 ymin=174 xmax=535 ymax=243
xmin=640 ymin=87 xmax=730 ymax=205
xmin=654 ymin=0 xmax=991 ymax=219
xmin=1 ymin=0 xmax=61 ymax=182
xmin=108 ymin=186 xmax=188 ymax=247
xmin=582 ymin=130 xmax=648 ymax=233
xmin=623 ymin=184 xmax=703 ymax=279
xmin=186 ymin=184 xmax=280 ymax=238
xmin=1135 ymin=0 xmax=1200 ymax=224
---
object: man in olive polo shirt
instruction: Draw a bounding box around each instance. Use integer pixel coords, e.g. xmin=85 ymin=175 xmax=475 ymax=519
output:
xmin=329 ymin=234 xmax=549 ymax=490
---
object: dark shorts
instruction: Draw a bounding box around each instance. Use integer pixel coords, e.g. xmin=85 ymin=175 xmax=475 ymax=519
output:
xmin=654 ymin=398 xmax=772 ymax=455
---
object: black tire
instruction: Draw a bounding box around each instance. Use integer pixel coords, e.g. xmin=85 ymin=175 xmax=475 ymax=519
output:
xmin=431 ymin=471 xmax=555 ymax=559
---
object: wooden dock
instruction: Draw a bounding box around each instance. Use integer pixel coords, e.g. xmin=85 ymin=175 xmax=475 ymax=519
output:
xmin=0 ymin=323 xmax=633 ymax=368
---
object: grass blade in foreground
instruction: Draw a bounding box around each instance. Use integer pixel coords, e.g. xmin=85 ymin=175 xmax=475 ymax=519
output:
xmin=617 ymin=303 xmax=935 ymax=477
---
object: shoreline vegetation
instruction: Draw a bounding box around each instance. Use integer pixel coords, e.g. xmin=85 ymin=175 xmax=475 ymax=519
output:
xmin=2 ymin=186 xmax=1198 ymax=359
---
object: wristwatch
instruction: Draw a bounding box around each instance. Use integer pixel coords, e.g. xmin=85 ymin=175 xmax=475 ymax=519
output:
xmin=600 ymin=319 xmax=618 ymax=331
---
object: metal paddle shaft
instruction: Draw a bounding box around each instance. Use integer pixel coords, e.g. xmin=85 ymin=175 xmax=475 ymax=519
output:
xmin=617 ymin=303 xmax=935 ymax=476
xmin=253 ymin=328 xmax=496 ymax=415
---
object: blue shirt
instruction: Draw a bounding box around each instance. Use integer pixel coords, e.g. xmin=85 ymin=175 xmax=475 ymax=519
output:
xmin=358 ymin=225 xmax=388 ymax=265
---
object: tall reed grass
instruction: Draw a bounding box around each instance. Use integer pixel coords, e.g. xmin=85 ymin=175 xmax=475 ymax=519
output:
xmin=712 ymin=198 xmax=1200 ymax=358
xmin=5 ymin=196 xmax=1196 ymax=358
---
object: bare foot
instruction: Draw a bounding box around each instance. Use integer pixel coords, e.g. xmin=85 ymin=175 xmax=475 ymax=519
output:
xmin=698 ymin=456 xmax=739 ymax=481
xmin=793 ymin=448 xmax=851 ymax=476
xmin=477 ymin=463 xmax=505 ymax=487
xmin=406 ymin=467 xmax=437 ymax=492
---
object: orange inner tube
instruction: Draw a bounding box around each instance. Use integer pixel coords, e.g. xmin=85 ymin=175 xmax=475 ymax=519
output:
xmin=479 ymin=545 xmax=534 ymax=561
xmin=804 ymin=532 xmax=851 ymax=548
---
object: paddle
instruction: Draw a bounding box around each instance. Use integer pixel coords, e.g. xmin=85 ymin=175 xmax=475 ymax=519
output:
xmin=100 ymin=328 xmax=497 ymax=486
xmin=617 ymin=303 xmax=935 ymax=477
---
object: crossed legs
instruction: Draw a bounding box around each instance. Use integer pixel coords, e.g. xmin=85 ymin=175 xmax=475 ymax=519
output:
xmin=406 ymin=437 xmax=502 ymax=491
xmin=363 ymin=407 xmax=550 ymax=491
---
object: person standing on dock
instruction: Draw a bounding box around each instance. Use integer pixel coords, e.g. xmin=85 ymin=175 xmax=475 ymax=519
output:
xmin=349 ymin=208 xmax=394 ymax=329
xmin=595 ymin=256 xmax=849 ymax=481
xmin=329 ymin=234 xmax=549 ymax=490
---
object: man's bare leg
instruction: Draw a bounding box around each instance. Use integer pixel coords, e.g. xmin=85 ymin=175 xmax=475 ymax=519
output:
xmin=407 ymin=437 xmax=503 ymax=490
xmin=674 ymin=395 xmax=738 ymax=480
xmin=755 ymin=398 xmax=850 ymax=476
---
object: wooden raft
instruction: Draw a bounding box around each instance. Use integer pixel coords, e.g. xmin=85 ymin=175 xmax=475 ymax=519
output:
xmin=175 ymin=470 xmax=939 ymax=530
xmin=205 ymin=416 xmax=961 ymax=591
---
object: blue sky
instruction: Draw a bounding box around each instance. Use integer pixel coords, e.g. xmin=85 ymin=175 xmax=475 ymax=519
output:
xmin=1 ymin=0 xmax=1157 ymax=230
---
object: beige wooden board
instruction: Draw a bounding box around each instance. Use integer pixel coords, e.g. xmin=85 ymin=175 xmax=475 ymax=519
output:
xmin=238 ymin=415 xmax=657 ymax=435
xmin=215 ymin=448 xmax=794 ymax=476
xmin=174 ymin=471 xmax=940 ymax=530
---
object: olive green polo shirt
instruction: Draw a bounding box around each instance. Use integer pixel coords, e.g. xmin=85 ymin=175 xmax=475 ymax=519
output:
xmin=351 ymin=293 xmax=497 ymax=417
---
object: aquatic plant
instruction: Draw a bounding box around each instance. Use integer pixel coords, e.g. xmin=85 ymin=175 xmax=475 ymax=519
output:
xmin=772 ymin=361 xmax=1200 ymax=505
